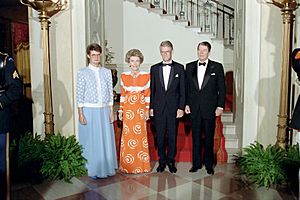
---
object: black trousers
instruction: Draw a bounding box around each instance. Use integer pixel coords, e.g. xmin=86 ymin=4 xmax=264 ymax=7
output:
xmin=0 ymin=132 xmax=9 ymax=200
xmin=190 ymin=114 xmax=216 ymax=169
xmin=154 ymin=111 xmax=178 ymax=165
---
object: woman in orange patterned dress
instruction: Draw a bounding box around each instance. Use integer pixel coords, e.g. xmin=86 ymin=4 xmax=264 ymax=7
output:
xmin=118 ymin=49 xmax=151 ymax=173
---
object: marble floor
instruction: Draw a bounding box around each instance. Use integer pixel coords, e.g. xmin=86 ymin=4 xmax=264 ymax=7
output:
xmin=11 ymin=162 xmax=296 ymax=200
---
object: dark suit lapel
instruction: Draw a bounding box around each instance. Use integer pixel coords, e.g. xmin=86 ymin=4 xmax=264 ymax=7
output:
xmin=158 ymin=64 xmax=165 ymax=89
xmin=191 ymin=62 xmax=199 ymax=90
xmin=167 ymin=65 xmax=175 ymax=90
xmin=201 ymin=60 xmax=213 ymax=89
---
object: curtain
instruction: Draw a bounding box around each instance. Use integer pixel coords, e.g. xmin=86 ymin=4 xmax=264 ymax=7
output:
xmin=15 ymin=42 xmax=31 ymax=99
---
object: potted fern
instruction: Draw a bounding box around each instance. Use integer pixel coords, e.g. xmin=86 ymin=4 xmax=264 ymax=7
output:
xmin=10 ymin=133 xmax=44 ymax=184
xmin=11 ymin=132 xmax=87 ymax=183
xmin=41 ymin=133 xmax=87 ymax=182
xmin=236 ymin=141 xmax=300 ymax=188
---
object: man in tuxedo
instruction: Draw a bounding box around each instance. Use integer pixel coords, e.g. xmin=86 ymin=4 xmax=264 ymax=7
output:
xmin=185 ymin=41 xmax=225 ymax=175
xmin=150 ymin=41 xmax=185 ymax=173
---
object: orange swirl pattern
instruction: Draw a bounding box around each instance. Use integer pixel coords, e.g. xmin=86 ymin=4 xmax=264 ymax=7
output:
xmin=138 ymin=151 xmax=150 ymax=162
xmin=133 ymin=123 xmax=142 ymax=134
xmin=128 ymin=139 xmax=138 ymax=149
xmin=119 ymin=72 xmax=151 ymax=174
xmin=123 ymin=124 xmax=129 ymax=135
xmin=128 ymin=94 xmax=138 ymax=105
xmin=140 ymin=94 xmax=145 ymax=104
xmin=123 ymin=154 xmax=134 ymax=164
xmin=142 ymin=137 xmax=149 ymax=148
xmin=125 ymin=110 xmax=134 ymax=120
xmin=137 ymin=108 xmax=145 ymax=119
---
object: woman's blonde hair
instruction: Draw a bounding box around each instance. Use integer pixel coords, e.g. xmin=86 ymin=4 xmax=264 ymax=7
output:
xmin=125 ymin=49 xmax=144 ymax=63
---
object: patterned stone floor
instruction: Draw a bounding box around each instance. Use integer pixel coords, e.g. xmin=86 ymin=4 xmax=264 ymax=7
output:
xmin=11 ymin=162 xmax=297 ymax=200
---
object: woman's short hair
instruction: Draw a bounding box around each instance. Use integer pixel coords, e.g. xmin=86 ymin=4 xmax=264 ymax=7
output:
xmin=86 ymin=43 xmax=102 ymax=55
xmin=125 ymin=49 xmax=144 ymax=63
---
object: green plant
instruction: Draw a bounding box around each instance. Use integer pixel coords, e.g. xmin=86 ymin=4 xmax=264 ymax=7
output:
xmin=285 ymin=143 xmax=300 ymax=166
xmin=237 ymin=141 xmax=286 ymax=188
xmin=10 ymin=132 xmax=87 ymax=183
xmin=10 ymin=132 xmax=44 ymax=183
xmin=40 ymin=133 xmax=87 ymax=182
xmin=15 ymin=133 xmax=44 ymax=167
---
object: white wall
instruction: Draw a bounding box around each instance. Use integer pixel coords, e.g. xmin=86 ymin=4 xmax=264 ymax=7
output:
xmin=221 ymin=0 xmax=235 ymax=8
xmin=104 ymin=1 xmax=229 ymax=93
xmin=224 ymin=46 xmax=234 ymax=71
xmin=29 ymin=9 xmax=44 ymax=135
xmin=105 ymin=0 xmax=123 ymax=66
xmin=71 ymin=0 xmax=87 ymax=138
xmin=242 ymin=0 xmax=261 ymax=147
xmin=233 ymin=0 xmax=244 ymax=149
xmin=123 ymin=1 xmax=224 ymax=67
xmin=257 ymin=3 xmax=282 ymax=146
xmin=242 ymin=0 xmax=282 ymax=147
xmin=29 ymin=0 xmax=86 ymax=136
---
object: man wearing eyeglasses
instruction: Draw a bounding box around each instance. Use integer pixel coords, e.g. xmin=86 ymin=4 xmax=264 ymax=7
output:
xmin=150 ymin=40 xmax=185 ymax=173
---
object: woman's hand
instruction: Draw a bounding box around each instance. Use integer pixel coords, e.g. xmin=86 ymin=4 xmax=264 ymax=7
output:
xmin=79 ymin=114 xmax=87 ymax=125
xmin=78 ymin=107 xmax=87 ymax=125
xmin=109 ymin=110 xmax=114 ymax=123
xmin=145 ymin=111 xmax=150 ymax=121
xmin=118 ymin=110 xmax=123 ymax=121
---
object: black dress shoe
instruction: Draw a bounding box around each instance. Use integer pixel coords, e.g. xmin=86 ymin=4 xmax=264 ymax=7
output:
xmin=206 ymin=168 xmax=214 ymax=175
xmin=189 ymin=166 xmax=202 ymax=173
xmin=156 ymin=164 xmax=166 ymax=172
xmin=167 ymin=163 xmax=177 ymax=173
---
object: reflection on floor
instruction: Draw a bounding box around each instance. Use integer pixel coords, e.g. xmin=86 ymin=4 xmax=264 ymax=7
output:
xmin=12 ymin=162 xmax=296 ymax=200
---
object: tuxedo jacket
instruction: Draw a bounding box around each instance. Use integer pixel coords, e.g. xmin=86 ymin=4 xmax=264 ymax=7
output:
xmin=150 ymin=61 xmax=185 ymax=117
xmin=185 ymin=59 xmax=226 ymax=119
xmin=290 ymin=95 xmax=300 ymax=131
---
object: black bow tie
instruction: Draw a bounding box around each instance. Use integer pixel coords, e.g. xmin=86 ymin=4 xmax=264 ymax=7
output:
xmin=162 ymin=63 xmax=172 ymax=67
xmin=199 ymin=62 xmax=206 ymax=66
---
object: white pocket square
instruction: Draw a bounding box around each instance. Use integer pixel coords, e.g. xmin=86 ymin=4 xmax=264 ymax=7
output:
xmin=211 ymin=73 xmax=216 ymax=75
xmin=175 ymin=74 xmax=179 ymax=78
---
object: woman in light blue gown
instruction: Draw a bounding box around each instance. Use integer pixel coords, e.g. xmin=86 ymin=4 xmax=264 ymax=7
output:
xmin=76 ymin=43 xmax=117 ymax=179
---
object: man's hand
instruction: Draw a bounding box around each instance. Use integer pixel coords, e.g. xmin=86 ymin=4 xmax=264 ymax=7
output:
xmin=215 ymin=107 xmax=223 ymax=116
xmin=176 ymin=109 xmax=184 ymax=118
xmin=149 ymin=109 xmax=154 ymax=117
xmin=185 ymin=105 xmax=191 ymax=114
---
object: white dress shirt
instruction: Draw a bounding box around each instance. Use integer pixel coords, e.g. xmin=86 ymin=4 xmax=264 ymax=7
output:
xmin=163 ymin=64 xmax=171 ymax=91
xmin=197 ymin=59 xmax=208 ymax=89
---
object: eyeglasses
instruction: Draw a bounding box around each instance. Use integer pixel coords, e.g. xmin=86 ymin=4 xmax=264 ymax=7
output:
xmin=160 ymin=51 xmax=172 ymax=54
xmin=90 ymin=53 xmax=101 ymax=57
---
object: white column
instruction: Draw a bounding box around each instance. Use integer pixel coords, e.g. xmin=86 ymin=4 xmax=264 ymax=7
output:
xmin=242 ymin=0 xmax=261 ymax=147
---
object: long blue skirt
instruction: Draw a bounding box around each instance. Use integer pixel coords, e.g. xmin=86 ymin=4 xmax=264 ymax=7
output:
xmin=78 ymin=107 xmax=117 ymax=178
